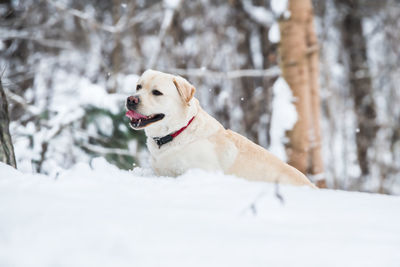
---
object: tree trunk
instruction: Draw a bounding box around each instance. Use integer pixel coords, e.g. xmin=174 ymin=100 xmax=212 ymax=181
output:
xmin=0 ymin=79 xmax=17 ymax=168
xmin=338 ymin=0 xmax=377 ymax=179
xmin=110 ymin=0 xmax=122 ymax=93
xmin=306 ymin=5 xmax=325 ymax=188
xmin=234 ymin=3 xmax=263 ymax=144
xmin=278 ymin=0 xmax=312 ymax=174
xmin=278 ymin=0 xmax=325 ymax=187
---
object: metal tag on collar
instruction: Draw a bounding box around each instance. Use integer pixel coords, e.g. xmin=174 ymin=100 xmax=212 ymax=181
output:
xmin=153 ymin=135 xmax=173 ymax=148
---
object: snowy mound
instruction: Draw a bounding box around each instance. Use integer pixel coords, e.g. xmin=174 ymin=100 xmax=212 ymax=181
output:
xmin=0 ymin=160 xmax=399 ymax=267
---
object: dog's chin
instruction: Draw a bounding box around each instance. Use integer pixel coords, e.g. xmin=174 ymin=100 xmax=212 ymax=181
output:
xmin=126 ymin=110 xmax=165 ymax=130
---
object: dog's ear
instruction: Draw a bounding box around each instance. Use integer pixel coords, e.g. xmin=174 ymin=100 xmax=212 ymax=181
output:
xmin=173 ymin=76 xmax=196 ymax=106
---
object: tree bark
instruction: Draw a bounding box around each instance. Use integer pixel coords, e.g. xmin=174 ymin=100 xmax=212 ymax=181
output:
xmin=278 ymin=0 xmax=312 ymax=174
xmin=233 ymin=3 xmax=264 ymax=144
xmin=0 ymin=79 xmax=17 ymax=168
xmin=110 ymin=0 xmax=122 ymax=93
xmin=338 ymin=0 xmax=377 ymax=179
xmin=306 ymin=5 xmax=325 ymax=188
xmin=278 ymin=0 xmax=325 ymax=187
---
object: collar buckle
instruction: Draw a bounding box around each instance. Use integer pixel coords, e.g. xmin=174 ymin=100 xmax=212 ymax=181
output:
xmin=153 ymin=135 xmax=173 ymax=148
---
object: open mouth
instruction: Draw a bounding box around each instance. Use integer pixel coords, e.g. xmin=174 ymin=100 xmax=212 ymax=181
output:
xmin=125 ymin=110 xmax=165 ymax=129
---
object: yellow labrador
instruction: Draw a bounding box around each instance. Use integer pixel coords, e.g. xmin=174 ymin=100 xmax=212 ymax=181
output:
xmin=126 ymin=69 xmax=315 ymax=187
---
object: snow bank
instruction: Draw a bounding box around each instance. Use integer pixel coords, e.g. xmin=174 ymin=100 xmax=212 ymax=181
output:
xmin=0 ymin=160 xmax=399 ymax=267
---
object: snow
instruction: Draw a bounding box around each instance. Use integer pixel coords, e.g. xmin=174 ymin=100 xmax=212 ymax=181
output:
xmin=117 ymin=73 xmax=139 ymax=94
xmin=249 ymin=29 xmax=263 ymax=69
xmin=78 ymin=77 xmax=125 ymax=115
xmin=242 ymin=0 xmax=274 ymax=27
xmin=269 ymin=77 xmax=297 ymax=161
xmin=1 ymin=160 xmax=400 ymax=267
xmin=271 ymin=0 xmax=288 ymax=17
xmin=268 ymin=22 xmax=280 ymax=43
xmin=9 ymin=49 xmax=130 ymax=174
xmin=164 ymin=0 xmax=181 ymax=9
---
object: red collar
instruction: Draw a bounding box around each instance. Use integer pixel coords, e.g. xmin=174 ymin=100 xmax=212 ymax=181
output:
xmin=153 ymin=116 xmax=195 ymax=148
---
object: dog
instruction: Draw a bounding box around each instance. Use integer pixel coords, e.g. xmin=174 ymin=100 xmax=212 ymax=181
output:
xmin=126 ymin=69 xmax=315 ymax=187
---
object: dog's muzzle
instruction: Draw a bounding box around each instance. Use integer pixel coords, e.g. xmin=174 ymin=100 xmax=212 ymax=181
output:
xmin=125 ymin=95 xmax=165 ymax=129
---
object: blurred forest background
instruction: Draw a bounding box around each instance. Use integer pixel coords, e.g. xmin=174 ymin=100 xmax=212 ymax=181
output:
xmin=0 ymin=0 xmax=399 ymax=194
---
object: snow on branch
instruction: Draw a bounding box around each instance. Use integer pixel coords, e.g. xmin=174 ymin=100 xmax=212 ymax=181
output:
xmin=0 ymin=29 xmax=74 ymax=49
xmin=271 ymin=0 xmax=289 ymax=18
xmin=2 ymin=87 xmax=33 ymax=114
xmin=241 ymin=0 xmax=274 ymax=27
xmin=269 ymin=77 xmax=297 ymax=161
xmin=81 ymin=143 xmax=133 ymax=157
xmin=148 ymin=0 xmax=182 ymax=68
xmin=46 ymin=0 xmax=162 ymax=34
xmin=162 ymin=67 xmax=281 ymax=79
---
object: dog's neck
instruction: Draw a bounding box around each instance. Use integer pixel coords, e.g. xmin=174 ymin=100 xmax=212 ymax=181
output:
xmin=144 ymin=99 xmax=198 ymax=138
xmin=152 ymin=116 xmax=196 ymax=148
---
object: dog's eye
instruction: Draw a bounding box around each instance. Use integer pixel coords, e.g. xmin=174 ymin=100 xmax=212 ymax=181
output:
xmin=152 ymin=89 xmax=163 ymax=96
xmin=136 ymin=84 xmax=142 ymax=91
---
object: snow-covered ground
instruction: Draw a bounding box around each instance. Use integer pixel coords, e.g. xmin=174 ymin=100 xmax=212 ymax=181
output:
xmin=1 ymin=159 xmax=399 ymax=267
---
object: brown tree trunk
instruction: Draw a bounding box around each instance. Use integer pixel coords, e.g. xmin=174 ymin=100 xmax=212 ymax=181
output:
xmin=278 ymin=0 xmax=325 ymax=187
xmin=0 ymin=79 xmax=17 ymax=168
xmin=110 ymin=0 xmax=122 ymax=93
xmin=306 ymin=5 xmax=325 ymax=188
xmin=278 ymin=0 xmax=312 ymax=174
xmin=338 ymin=0 xmax=377 ymax=180
xmin=233 ymin=3 xmax=263 ymax=144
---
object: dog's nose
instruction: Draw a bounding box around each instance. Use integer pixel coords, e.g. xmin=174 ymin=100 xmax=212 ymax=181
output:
xmin=127 ymin=96 xmax=140 ymax=108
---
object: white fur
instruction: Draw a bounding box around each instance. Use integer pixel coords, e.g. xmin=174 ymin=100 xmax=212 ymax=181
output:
xmin=146 ymin=105 xmax=236 ymax=176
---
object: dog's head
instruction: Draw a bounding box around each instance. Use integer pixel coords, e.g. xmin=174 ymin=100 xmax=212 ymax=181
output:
xmin=126 ymin=69 xmax=197 ymax=136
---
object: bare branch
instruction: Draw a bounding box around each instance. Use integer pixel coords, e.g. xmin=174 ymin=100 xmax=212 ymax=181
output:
xmin=0 ymin=29 xmax=74 ymax=50
xmin=274 ymin=181 xmax=285 ymax=205
xmin=148 ymin=1 xmax=182 ymax=68
xmin=81 ymin=143 xmax=133 ymax=157
xmin=241 ymin=0 xmax=275 ymax=27
xmin=162 ymin=67 xmax=281 ymax=79
xmin=46 ymin=0 xmax=162 ymax=34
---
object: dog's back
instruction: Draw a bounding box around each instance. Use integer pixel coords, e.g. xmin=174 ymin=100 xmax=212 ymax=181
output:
xmin=208 ymin=127 xmax=315 ymax=187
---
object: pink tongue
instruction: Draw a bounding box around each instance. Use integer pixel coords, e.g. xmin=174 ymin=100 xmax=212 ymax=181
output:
xmin=126 ymin=110 xmax=147 ymax=120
